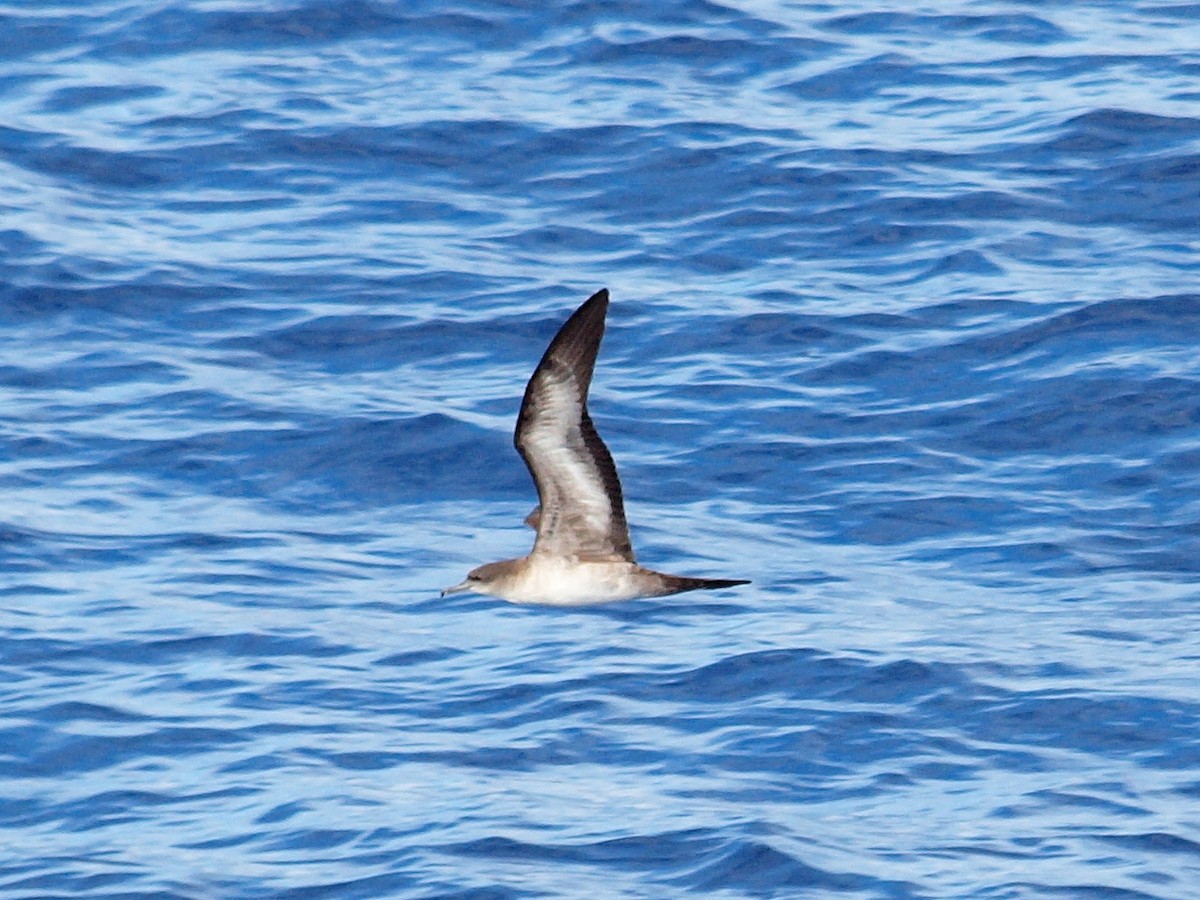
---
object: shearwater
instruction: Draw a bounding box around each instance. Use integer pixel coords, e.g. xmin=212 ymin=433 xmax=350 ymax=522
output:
xmin=442 ymin=288 xmax=750 ymax=605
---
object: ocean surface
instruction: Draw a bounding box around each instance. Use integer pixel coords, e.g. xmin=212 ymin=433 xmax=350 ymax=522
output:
xmin=3 ymin=1 xmax=1200 ymax=897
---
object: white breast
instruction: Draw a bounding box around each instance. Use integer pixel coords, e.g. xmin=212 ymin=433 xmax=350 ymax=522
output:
xmin=501 ymin=555 xmax=646 ymax=605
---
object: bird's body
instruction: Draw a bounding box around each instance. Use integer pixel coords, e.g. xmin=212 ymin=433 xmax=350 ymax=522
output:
xmin=443 ymin=289 xmax=749 ymax=605
xmin=461 ymin=556 xmax=669 ymax=606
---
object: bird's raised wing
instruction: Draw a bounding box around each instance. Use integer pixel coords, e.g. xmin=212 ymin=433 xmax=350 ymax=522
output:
xmin=514 ymin=288 xmax=634 ymax=562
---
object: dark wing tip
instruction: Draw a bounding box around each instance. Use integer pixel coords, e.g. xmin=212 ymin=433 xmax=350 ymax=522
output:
xmin=551 ymin=288 xmax=609 ymax=357
xmin=523 ymin=288 xmax=611 ymax=401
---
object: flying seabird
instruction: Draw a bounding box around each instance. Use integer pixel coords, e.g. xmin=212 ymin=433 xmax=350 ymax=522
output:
xmin=442 ymin=288 xmax=750 ymax=605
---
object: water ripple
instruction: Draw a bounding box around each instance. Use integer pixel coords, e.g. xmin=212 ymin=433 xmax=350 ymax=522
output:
xmin=3 ymin=1 xmax=1200 ymax=897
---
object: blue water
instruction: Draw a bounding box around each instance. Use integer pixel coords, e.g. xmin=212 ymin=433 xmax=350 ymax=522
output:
xmin=3 ymin=1 xmax=1200 ymax=897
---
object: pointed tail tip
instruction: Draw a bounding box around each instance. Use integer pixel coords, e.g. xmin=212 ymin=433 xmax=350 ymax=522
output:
xmin=671 ymin=576 xmax=751 ymax=594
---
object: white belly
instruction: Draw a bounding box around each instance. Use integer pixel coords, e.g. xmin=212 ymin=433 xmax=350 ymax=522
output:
xmin=500 ymin=556 xmax=647 ymax=605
